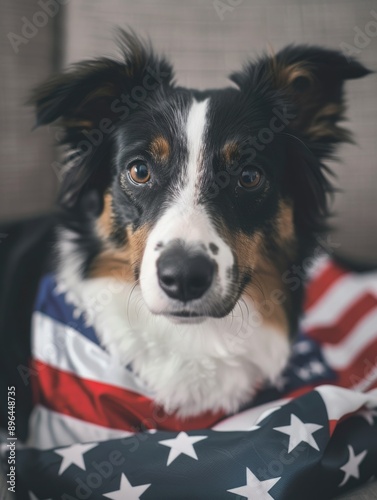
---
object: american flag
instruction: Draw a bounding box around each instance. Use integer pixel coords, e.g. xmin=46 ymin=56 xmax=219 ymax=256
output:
xmin=4 ymin=255 xmax=377 ymax=499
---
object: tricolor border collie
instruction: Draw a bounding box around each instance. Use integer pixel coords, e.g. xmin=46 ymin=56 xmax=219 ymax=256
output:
xmin=27 ymin=31 xmax=370 ymax=427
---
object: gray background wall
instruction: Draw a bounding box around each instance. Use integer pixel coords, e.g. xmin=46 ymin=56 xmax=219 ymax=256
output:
xmin=1 ymin=0 xmax=377 ymax=260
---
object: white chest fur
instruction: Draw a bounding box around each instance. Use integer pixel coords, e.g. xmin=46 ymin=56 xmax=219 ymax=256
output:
xmin=61 ymin=274 xmax=290 ymax=418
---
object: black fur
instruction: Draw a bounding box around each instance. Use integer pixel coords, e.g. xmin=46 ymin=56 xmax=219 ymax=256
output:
xmin=0 ymin=32 xmax=373 ymax=433
xmin=30 ymin=31 xmax=371 ymax=330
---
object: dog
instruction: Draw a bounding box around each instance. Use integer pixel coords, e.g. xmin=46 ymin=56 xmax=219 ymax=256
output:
xmin=19 ymin=31 xmax=370 ymax=444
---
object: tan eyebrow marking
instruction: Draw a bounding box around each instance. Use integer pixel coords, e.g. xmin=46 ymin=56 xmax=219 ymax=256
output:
xmin=149 ymin=136 xmax=170 ymax=162
xmin=222 ymin=141 xmax=240 ymax=164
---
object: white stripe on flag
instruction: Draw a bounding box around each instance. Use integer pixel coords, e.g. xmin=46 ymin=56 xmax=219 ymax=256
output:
xmin=27 ymin=405 xmax=133 ymax=450
xmin=302 ymin=272 xmax=377 ymax=330
xmin=315 ymin=385 xmax=377 ymax=422
xmin=32 ymin=311 xmax=155 ymax=397
xmin=353 ymin=367 xmax=377 ymax=392
xmin=212 ymin=398 xmax=290 ymax=431
xmin=322 ymin=308 xmax=377 ymax=369
xmin=305 ymin=253 xmax=331 ymax=281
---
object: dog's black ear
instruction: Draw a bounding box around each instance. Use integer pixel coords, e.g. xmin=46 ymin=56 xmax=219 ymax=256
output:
xmin=30 ymin=31 xmax=174 ymax=208
xmin=231 ymin=45 xmax=371 ymax=146
xmin=31 ymin=30 xmax=174 ymax=129
xmin=232 ymin=46 xmax=372 ymax=239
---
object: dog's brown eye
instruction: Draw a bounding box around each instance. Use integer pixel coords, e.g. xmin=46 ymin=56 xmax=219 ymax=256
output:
xmin=239 ymin=167 xmax=263 ymax=189
xmin=128 ymin=162 xmax=151 ymax=184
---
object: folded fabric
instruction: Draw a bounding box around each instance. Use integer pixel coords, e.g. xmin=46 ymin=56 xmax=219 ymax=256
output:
xmin=2 ymin=255 xmax=377 ymax=498
xmin=10 ymin=386 xmax=377 ymax=499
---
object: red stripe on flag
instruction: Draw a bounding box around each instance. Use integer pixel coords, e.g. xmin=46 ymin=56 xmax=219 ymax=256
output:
xmin=328 ymin=408 xmax=365 ymax=436
xmin=306 ymin=293 xmax=377 ymax=345
xmin=334 ymin=338 xmax=377 ymax=390
xmin=284 ymin=384 xmax=318 ymax=399
xmin=304 ymin=262 xmax=348 ymax=311
xmin=328 ymin=419 xmax=338 ymax=436
xmin=31 ymin=359 xmax=225 ymax=432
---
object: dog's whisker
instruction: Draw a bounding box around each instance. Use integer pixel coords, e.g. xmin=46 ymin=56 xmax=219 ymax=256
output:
xmin=126 ymin=281 xmax=140 ymax=324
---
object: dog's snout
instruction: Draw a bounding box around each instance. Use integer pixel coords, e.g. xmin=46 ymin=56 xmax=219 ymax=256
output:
xmin=157 ymin=246 xmax=214 ymax=302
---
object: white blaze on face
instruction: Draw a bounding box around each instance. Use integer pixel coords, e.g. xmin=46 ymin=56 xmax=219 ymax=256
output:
xmin=180 ymin=98 xmax=208 ymax=205
xmin=140 ymin=98 xmax=234 ymax=314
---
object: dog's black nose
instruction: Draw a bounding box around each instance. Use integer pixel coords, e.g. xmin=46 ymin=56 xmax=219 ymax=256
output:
xmin=157 ymin=246 xmax=214 ymax=302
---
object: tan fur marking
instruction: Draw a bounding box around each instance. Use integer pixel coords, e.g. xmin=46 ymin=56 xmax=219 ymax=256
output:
xmin=222 ymin=200 xmax=297 ymax=337
xmin=222 ymin=141 xmax=239 ymax=164
xmin=61 ymin=119 xmax=94 ymax=129
xmin=270 ymin=58 xmax=350 ymax=141
xmin=244 ymin=267 xmax=290 ymax=335
xmin=90 ymin=224 xmax=150 ymax=281
xmin=306 ymin=103 xmax=351 ymax=141
xmin=89 ymin=249 xmax=134 ymax=281
xmin=234 ymin=230 xmax=290 ymax=335
xmin=126 ymin=224 xmax=151 ymax=273
xmin=149 ymin=136 xmax=170 ymax=162
xmin=270 ymin=59 xmax=315 ymax=91
xmin=81 ymin=84 xmax=116 ymax=105
xmin=275 ymin=200 xmax=296 ymax=248
xmin=96 ymin=193 xmax=113 ymax=240
xmin=90 ymin=193 xmax=151 ymax=281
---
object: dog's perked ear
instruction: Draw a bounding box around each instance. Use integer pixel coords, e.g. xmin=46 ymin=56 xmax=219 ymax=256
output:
xmin=231 ymin=45 xmax=371 ymax=148
xmin=30 ymin=30 xmax=174 ymax=208
xmin=231 ymin=46 xmax=372 ymax=239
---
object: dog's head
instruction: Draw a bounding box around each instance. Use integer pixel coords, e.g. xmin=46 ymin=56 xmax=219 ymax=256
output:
xmin=32 ymin=32 xmax=370 ymax=329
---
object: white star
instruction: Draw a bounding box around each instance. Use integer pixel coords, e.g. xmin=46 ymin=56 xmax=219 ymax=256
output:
xmin=54 ymin=282 xmax=68 ymax=295
xmin=158 ymin=431 xmax=207 ymax=466
xmin=54 ymin=442 xmax=98 ymax=475
xmin=83 ymin=311 xmax=94 ymax=327
xmin=339 ymin=445 xmax=367 ymax=487
xmin=228 ymin=467 xmax=280 ymax=499
xmin=103 ymin=473 xmax=151 ymax=500
xmin=294 ymin=366 xmax=311 ymax=380
xmin=274 ymin=375 xmax=288 ymax=391
xmin=73 ymin=307 xmax=82 ymax=319
xmin=310 ymin=360 xmax=326 ymax=375
xmin=293 ymin=340 xmax=312 ymax=354
xmin=273 ymin=414 xmax=323 ymax=453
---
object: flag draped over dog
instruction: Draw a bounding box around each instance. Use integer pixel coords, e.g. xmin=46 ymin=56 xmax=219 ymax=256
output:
xmin=6 ymin=256 xmax=377 ymax=499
